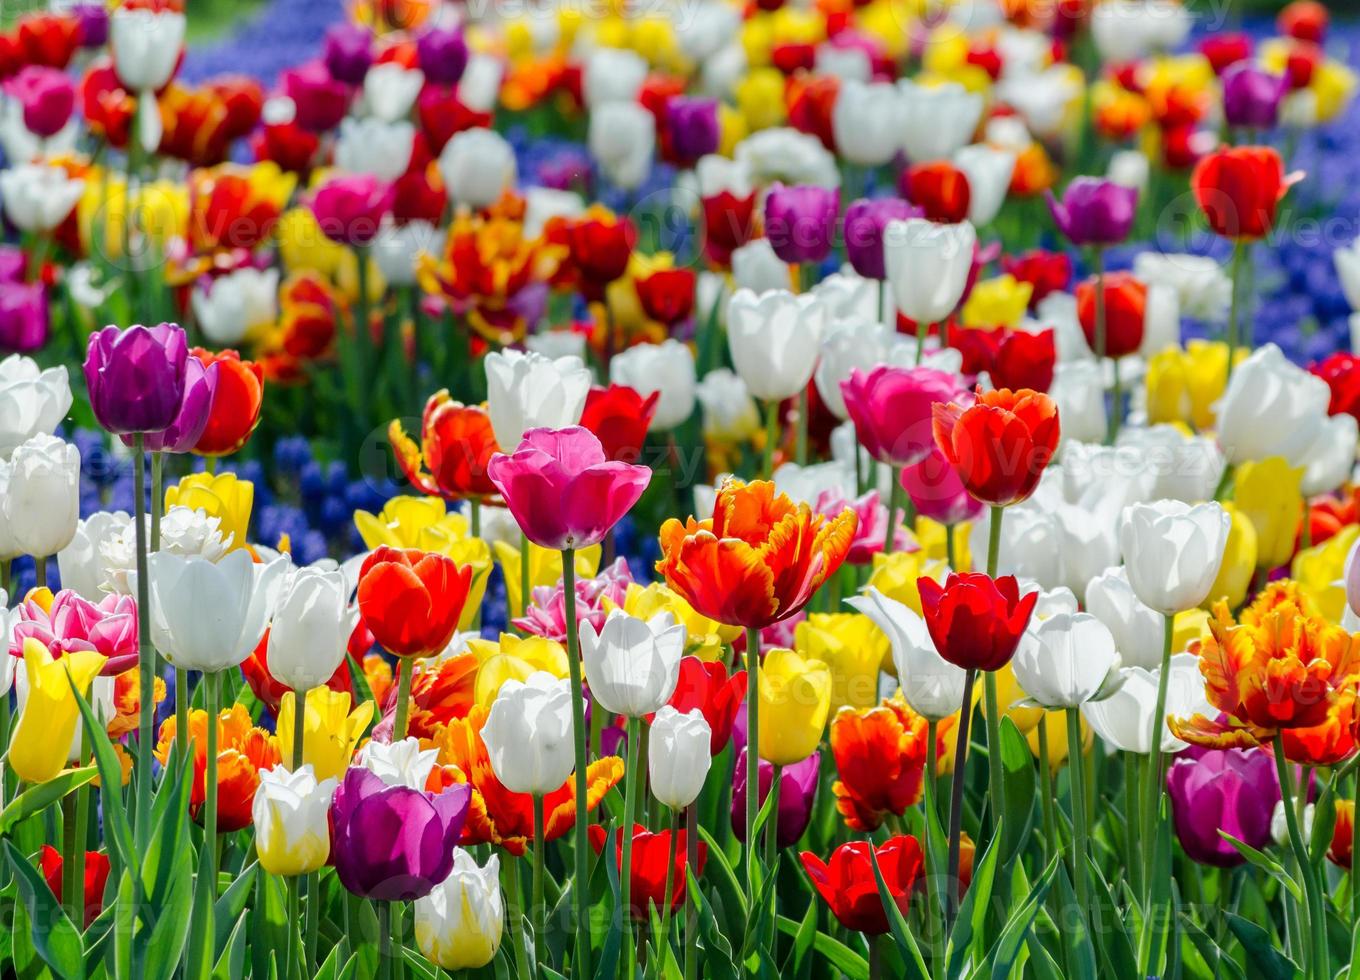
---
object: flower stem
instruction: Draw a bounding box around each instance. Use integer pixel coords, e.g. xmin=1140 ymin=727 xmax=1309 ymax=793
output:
xmin=884 ymin=468 xmax=901 ymax=557
xmin=203 ymin=670 xmax=219 ymax=956
xmin=795 ymin=387 xmax=809 ymax=465
xmin=982 ymin=505 xmax=1006 ymax=841
xmin=986 ymin=505 xmax=1003 ymax=577
xmin=659 ymin=807 xmax=680 ymax=959
xmin=377 ymin=899 xmax=393 ymax=980
xmin=561 ymin=549 xmax=592 ymax=977
xmin=1037 ymin=716 xmax=1057 ymax=860
xmin=924 ymin=718 xmax=945 ymax=969
xmin=763 ymin=763 xmax=782 ymax=903
xmin=1141 ymin=613 xmax=1174 ymax=904
xmin=945 ymin=668 xmax=977 ymax=927
xmin=1226 ymin=240 xmax=1247 ymax=387
xmin=532 ymin=793 xmax=546 ymax=972
xmin=745 ymin=626 xmax=761 ymax=894
xmin=133 ymin=433 xmax=153 ymax=842
xmin=1275 ymin=733 xmax=1329 ymax=980
xmin=761 ymin=400 xmax=779 ymax=479
xmin=392 ymin=660 xmax=412 ymax=742
xmin=518 ymin=535 xmax=531 ymax=624
xmin=1065 ymin=707 xmax=1092 ymax=919
xmin=175 ymin=668 xmax=189 ymax=764
xmin=61 ymin=792 xmax=80 ymax=924
xmin=150 ymin=450 xmax=163 ymax=552
xmin=684 ymin=805 xmax=699 ymax=980
xmin=304 ymin=871 xmax=319 ymax=970
xmin=292 ymin=686 xmax=308 ymax=769
xmin=621 ymin=715 xmax=642 ymax=962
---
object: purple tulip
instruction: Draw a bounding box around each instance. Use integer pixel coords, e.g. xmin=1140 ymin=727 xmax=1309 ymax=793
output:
xmin=4 ymin=66 xmax=75 ymax=139
xmin=731 ymin=750 xmax=819 ymax=848
xmin=1222 ymin=63 xmax=1288 ymax=130
xmin=764 ymin=183 xmax=840 ymax=265
xmin=0 ymin=282 xmax=48 ymax=353
xmin=416 ymin=26 xmax=468 ymax=86
xmin=1045 ymin=177 xmax=1138 ymax=247
xmin=281 ymin=61 xmax=351 ymax=133
xmin=0 ymin=246 xmax=25 ymax=283
xmin=844 ymin=197 xmax=921 ymax=280
xmin=666 ymin=97 xmax=720 ymax=167
xmin=322 ymin=24 xmax=374 ymax=86
xmin=83 ymin=324 xmax=191 ymax=435
xmin=72 ymin=3 xmax=109 ymax=48
xmin=310 ymin=174 xmax=394 ymax=247
xmin=331 ymin=767 xmax=471 ymax=901
xmin=127 ymin=354 xmax=219 ymax=453
xmin=1166 ymin=745 xmax=1279 ymax=868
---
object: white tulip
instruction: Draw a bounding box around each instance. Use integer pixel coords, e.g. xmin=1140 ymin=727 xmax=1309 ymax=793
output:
xmin=371 ymin=220 xmax=444 ymax=287
xmin=334 ymin=117 xmax=414 ymax=182
xmin=1215 ymin=344 xmax=1330 ymax=466
xmin=1335 ymin=239 xmax=1360 ymax=312
xmin=110 ymin=8 xmax=185 ymax=91
xmin=832 ymin=80 xmax=902 ymax=167
xmin=610 ymin=340 xmax=697 ymax=430
xmin=0 ymin=356 xmax=71 ymax=459
xmin=1133 ymin=253 xmax=1232 ymax=323
xmin=438 ymin=128 xmax=516 ymax=211
xmin=356 ymin=736 xmax=440 ymax=791
xmin=695 ymin=154 xmax=752 ymax=200
xmin=968 ymin=502 xmax=1064 ymax=589
xmin=812 ymin=273 xmax=878 ymax=323
xmin=815 ymin=319 xmax=897 ymax=419
xmin=1115 ymin=425 xmax=1225 ymax=502
xmin=953 ymin=145 xmax=1015 ymax=226
xmin=589 ymin=102 xmax=655 ymax=191
xmin=252 ymin=764 xmax=337 ymax=877
xmin=995 ymin=66 xmax=1082 ymax=139
xmin=483 ymin=349 xmax=591 ymax=449
xmin=58 ymin=511 xmax=130 ymax=600
xmin=674 ymin=2 xmax=740 ymax=61
xmin=884 ymin=218 xmax=976 ymax=325
xmin=816 ymin=45 xmax=871 ymax=84
xmin=582 ymin=48 xmax=648 ymax=107
xmin=144 ymin=550 xmax=286 ymax=673
xmin=581 ymin=610 xmax=686 ymax=718
xmin=846 ymin=589 xmax=966 ymax=722
xmin=1299 ymin=413 xmax=1358 ymax=496
xmin=696 ymin=368 xmax=761 ymax=440
xmin=1118 ymin=500 xmax=1230 ymax=615
xmin=1 ymin=433 xmax=79 ymax=558
xmin=0 ymin=164 xmax=84 ymax=233
xmin=727 ymin=288 xmax=827 ymax=402
xmin=481 ymin=671 xmax=576 ymax=795
xmin=523 ymin=187 xmax=584 ymax=239
xmin=649 ymin=705 xmax=712 ymax=809
xmin=1107 ymin=148 xmax=1150 ymax=194
xmin=458 ymin=55 xmax=504 ymax=114
xmin=1081 ymin=653 xmax=1213 ymax=754
xmin=897 ymin=81 xmax=983 ymax=162
xmin=1138 ymin=283 xmax=1181 ymax=357
xmin=1048 ymin=361 xmax=1108 ymax=444
xmin=524 ymin=330 xmax=587 ymax=362
xmin=414 ymin=851 xmax=504 ymax=970
xmin=1272 ymin=801 xmax=1315 ymax=848
xmin=363 ymin=63 xmax=424 ymax=122
xmin=1011 ymin=612 xmax=1122 ymax=710
xmin=100 ymin=506 xmax=230 ymax=596
xmin=733 ymin=128 xmax=839 ymax=188
xmin=1091 ymin=0 xmax=1191 ymax=63
xmin=191 ymin=267 xmax=279 ymax=348
xmin=730 ymin=239 xmax=790 ymax=294
xmin=267 ymin=567 xmax=359 ymax=694
xmin=1084 ymin=566 xmax=1169 ymax=671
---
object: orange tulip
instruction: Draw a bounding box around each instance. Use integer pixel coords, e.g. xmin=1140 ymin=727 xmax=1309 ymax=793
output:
xmin=192 ymin=349 xmax=265 ymax=457
xmin=830 ymin=699 xmax=930 ymax=832
xmin=155 ymin=704 xmax=281 ymax=832
xmin=389 ymin=391 xmax=500 ymax=501
xmin=1330 ymin=801 xmax=1353 ymax=870
xmin=404 ymin=652 xmax=479 ymax=739
xmin=656 ymin=479 xmax=857 ymax=629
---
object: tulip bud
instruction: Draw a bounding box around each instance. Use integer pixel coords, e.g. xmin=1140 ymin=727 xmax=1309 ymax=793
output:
xmin=268 ymin=567 xmax=359 ymax=694
xmin=582 ymin=610 xmax=686 ymax=718
xmin=252 ymin=764 xmax=337 ymax=877
xmin=414 ymin=851 xmax=504 ymax=970
xmin=484 ymin=349 xmax=591 ymax=450
xmin=437 ymin=128 xmax=516 ymax=211
xmin=1 ymin=433 xmax=80 ymax=558
xmin=481 ymin=671 xmax=576 ymax=795
xmin=1011 ymin=612 xmax=1123 ymax=710
xmin=727 ymin=288 xmax=826 ymax=402
xmin=1117 ymin=501 xmax=1231 ymax=615
xmin=649 ymin=706 xmax=712 ymax=809
xmin=610 ymin=340 xmax=697 ymax=431
xmin=757 ymin=648 xmax=831 ymax=766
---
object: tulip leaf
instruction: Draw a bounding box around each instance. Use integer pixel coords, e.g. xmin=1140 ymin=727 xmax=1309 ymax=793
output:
xmin=1137 ymin=796 xmax=1176 ymax=978
xmin=10 ymin=876 xmax=55 ymax=980
xmin=690 ymin=867 xmax=740 ymax=980
xmin=1180 ymin=913 xmax=1247 ymax=980
xmin=0 ymin=767 xmax=98 ymax=839
xmin=183 ymin=835 xmax=219 ymax=978
xmin=696 ymin=826 xmax=748 ymax=930
xmin=774 ymin=916 xmax=867 ymax=980
xmin=1309 ymin=776 xmax=1338 ymax=866
xmin=5 ymin=839 xmax=85 ymax=979
xmin=1224 ymin=912 xmax=1299 ymax=980
xmin=345 ymin=654 xmax=377 ymax=737
xmin=594 ymin=831 xmax=623 ymax=980
xmin=1023 ymin=931 xmax=1065 ymax=980
xmin=781 ymin=896 xmax=818 ymax=975
xmin=1050 ymin=860 xmax=1097 ymax=978
xmin=212 ymin=911 xmax=250 ymax=980
xmin=71 ymin=684 xmax=133 ymax=875
xmin=113 ymin=867 xmax=135 ymax=979
xmin=1085 ymin=851 xmax=1139 ymax=978
xmin=982 ymin=852 xmax=1059 ymax=980
xmin=1217 ymin=832 xmax=1301 ymax=903
xmin=400 ymin=947 xmax=440 ymax=979
xmin=997 ymin=718 xmax=1036 ymax=862
xmin=946 ymin=816 xmax=1003 ymax=978
xmin=867 ymin=843 xmax=931 ymax=980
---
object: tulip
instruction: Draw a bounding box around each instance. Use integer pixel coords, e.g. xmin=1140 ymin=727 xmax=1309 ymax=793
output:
xmin=727 ymin=287 xmax=826 ymax=408
xmin=581 ymin=610 xmax=686 ymax=718
xmin=252 ymin=764 xmax=337 ymax=877
xmin=1233 ymin=457 xmax=1304 ymax=570
xmin=8 ymin=638 xmax=105 ymax=784
xmin=355 ymin=737 xmax=440 ymax=791
xmin=321 ymin=23 xmax=372 ymax=85
xmin=357 ymin=546 xmax=472 ymax=662
xmin=192 ymin=350 xmax=265 ymax=457
xmin=331 ymin=767 xmax=471 ymax=901
xmin=0 ymin=163 xmax=84 ymax=233
xmin=696 ymin=369 xmax=761 ymax=442
xmin=590 ymin=102 xmax=655 ymax=191
xmin=334 ymin=117 xmax=414 ymax=183
xmin=133 ymin=352 xmax=217 ymax=455
xmin=146 ymin=550 xmax=286 ymax=674
xmin=757 ymin=648 xmax=831 ymax=766
xmin=562 ymin=209 xmax=635 ymax=298
xmin=4 ymin=66 xmax=75 ymax=138
xmin=163 ymin=472 xmax=254 ymax=551
xmin=901 ymin=161 xmax=971 ymax=225
xmin=1300 ymin=413 xmax=1359 ymax=497
xmin=1076 ymin=271 xmax=1147 ymax=359
xmin=583 ymin=48 xmax=648 ymax=107
xmin=663 ymin=657 xmax=746 ymax=754
xmin=310 ymin=174 xmax=393 ymax=248
xmin=1045 ymin=177 xmax=1138 ymax=246
xmin=488 ymin=426 xmax=651 ymax=552
xmin=1082 ymin=653 xmax=1218 ymax=754
xmin=83 ymin=324 xmax=190 ymax=435
xmin=0 ymin=356 xmax=69 ymax=460
xmin=918 ymin=573 xmax=1037 ymax=673
xmin=390 ymin=392 xmax=500 ymax=502
xmin=413 ymin=851 xmax=502 ymax=970
xmin=832 ymin=80 xmax=901 ymax=167
xmin=800 ymin=836 xmax=923 ymax=935
xmin=580 ymin=385 xmax=658 ymax=463
xmin=190 ymin=267 xmax=279 ymax=348
xmin=1119 ymin=501 xmax=1231 ymax=616
xmin=1 ymin=433 xmax=79 ymax=558
xmin=109 ymin=5 xmax=183 ymax=150
xmin=1011 ymin=612 xmax=1122 ymax=710
xmin=1192 ymin=146 xmax=1298 ymax=241
xmin=897 ymin=82 xmax=984 ymax=162
xmin=11 ymin=589 xmax=138 ymax=674
xmin=1222 ymin=63 xmax=1288 ymax=129
xmin=848 ymin=589 xmax=968 ymax=721
xmin=268 ymin=567 xmax=358 ymax=695
xmin=0 ymin=283 xmax=48 ymax=354
xmin=900 ymin=446 xmax=985 ymax=528
xmin=884 ymin=218 xmax=977 ymax=328
xmin=666 ymin=96 xmax=720 ymax=166
xmin=841 ymin=366 xmax=962 ymax=468
xmin=954 ymin=145 xmax=1016 ymax=226
xmin=363 ymin=62 xmax=423 ymax=123
xmin=589 ymin=823 xmax=708 ymax=920
xmin=1166 ymin=747 xmax=1279 ymax=867
xmin=610 ymin=340 xmax=697 ymax=431
xmin=281 ymin=61 xmax=349 ymax=133
xmin=480 ymin=671 xmax=576 ymax=795
xmin=794 ymin=613 xmax=890 ymax=714
xmin=483 ymin=350 xmax=591 ymax=450
xmin=56 ymin=511 xmax=129 ymax=600
xmin=730 ymin=239 xmax=791 ymax=293
xmin=1084 ymin=566 xmax=1168 ymax=671
xmin=843 ymin=198 xmax=920 ymax=282
xmin=416 ymin=26 xmax=469 ymax=87
xmin=635 ymin=268 xmax=698 ymax=327
xmin=933 ymin=388 xmax=1060 ymax=508
xmin=1216 ymin=344 xmax=1331 ymax=466
xmin=275 ymin=687 xmax=373 ymax=782
xmin=731 ymin=751 xmax=820 ymax=847
xmin=39 ymin=845 xmax=109 ymax=930
xmin=649 ymin=706 xmax=713 ymax=809
xmin=764 ymin=183 xmax=839 ymax=266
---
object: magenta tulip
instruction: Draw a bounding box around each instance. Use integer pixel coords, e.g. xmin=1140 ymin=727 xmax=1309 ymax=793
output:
xmin=12 ymin=590 xmax=139 ymax=675
xmin=487 ymin=426 xmax=651 ymax=551
xmin=310 ymin=174 xmax=394 ymax=247
xmin=840 ymin=365 xmax=962 ymax=467
xmin=4 ymin=66 xmax=75 ymax=138
xmin=900 ymin=443 xmax=984 ymax=525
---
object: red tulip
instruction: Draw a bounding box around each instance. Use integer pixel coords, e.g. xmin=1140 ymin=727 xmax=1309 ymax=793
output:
xmin=918 ymin=572 xmax=1037 ymax=671
xmin=251 ymin=121 xmax=320 ymax=174
xmin=932 ymin=388 xmax=1060 ymax=507
xmin=1075 ymin=271 xmax=1147 ymax=359
xmin=356 ymin=547 xmax=473 ymax=658
xmin=1200 ymin=33 xmax=1252 ymax=76
xmin=636 ymin=267 xmax=697 ymax=326
xmin=206 ymin=75 xmax=264 ymax=141
xmin=799 ymin=835 xmax=924 ymax=935
xmin=1191 ymin=146 xmax=1298 ymax=241
xmin=1001 ymin=249 xmax=1072 ymax=310
xmin=660 ymin=657 xmax=748 ymax=756
xmin=40 ymin=845 xmax=111 ymax=929
xmin=17 ymin=13 xmax=79 ymax=70
xmin=1312 ymin=352 xmax=1360 ymax=421
xmin=191 ymin=349 xmax=265 ymax=457
xmin=566 ymin=210 xmax=636 ymax=300
xmin=416 ymin=83 xmax=493 ymax=152
xmin=390 ymin=392 xmax=501 ymax=500
xmin=701 ymin=191 xmax=758 ymax=267
xmin=900 ymin=161 xmax=971 ymax=225
xmin=392 ymin=167 xmax=446 ymax=225
xmin=1278 ymin=0 xmax=1328 ymax=44
xmin=589 ymin=824 xmax=707 ymax=920
xmin=579 ymin=384 xmax=658 ymax=463
xmin=992 ymin=328 xmax=1055 ymax=393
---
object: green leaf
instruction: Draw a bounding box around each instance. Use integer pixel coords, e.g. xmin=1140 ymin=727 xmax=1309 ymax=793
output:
xmin=71 ymin=683 xmax=133 ymax=875
xmin=998 ymin=718 xmax=1036 ymax=862
xmin=1137 ymin=795 xmax=1175 ymax=977
xmin=0 ymin=768 xmax=98 ymax=837
xmin=211 ymin=913 xmax=250 ymax=980
xmin=1051 ymin=861 xmax=1096 ymax=979
xmin=1180 ymin=914 xmax=1247 ymax=980
xmin=867 ymin=844 xmax=931 ymax=980
xmin=594 ymin=827 xmax=623 ymax=980
xmin=774 ymin=916 xmax=867 ymax=980
xmin=696 ymin=826 xmax=747 ymax=935
xmin=1086 ymin=853 xmax=1139 ymax=978
xmin=5 ymin=839 xmax=85 ymax=979
xmin=781 ymin=897 xmax=818 ymax=975
xmin=213 ymin=861 xmax=258 ymax=962
xmin=1218 ymin=832 xmax=1301 ymax=902
xmin=946 ymin=817 xmax=1003 ymax=978
xmin=183 ymin=840 xmax=218 ymax=978
xmin=984 ymin=853 xmax=1059 ymax=980
xmin=691 ymin=867 xmax=740 ymax=980
xmin=1309 ymin=777 xmax=1338 ymax=867
xmin=1224 ymin=912 xmax=1298 ymax=980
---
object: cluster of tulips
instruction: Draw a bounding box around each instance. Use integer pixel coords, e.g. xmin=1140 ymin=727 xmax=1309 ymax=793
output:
xmin=6 ymin=0 xmax=1360 ymax=977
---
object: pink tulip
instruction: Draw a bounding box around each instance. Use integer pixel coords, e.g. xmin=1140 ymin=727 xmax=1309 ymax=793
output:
xmin=900 ymin=443 xmax=984 ymax=525
xmin=840 ymin=365 xmax=962 ymax=467
xmin=515 ymin=557 xmax=633 ymax=641
xmin=487 ymin=426 xmax=652 ymax=551
xmin=309 ymin=174 xmax=394 ymax=247
xmin=4 ymin=66 xmax=75 ymax=138
xmin=812 ymin=489 xmax=906 ymax=565
xmin=11 ymin=590 xmax=139 ymax=675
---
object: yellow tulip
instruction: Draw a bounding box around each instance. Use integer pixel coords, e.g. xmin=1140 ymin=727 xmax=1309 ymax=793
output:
xmin=735 ymin=67 xmax=786 ymax=131
xmin=1234 ymin=457 xmax=1305 ymax=569
xmin=866 ymin=550 xmax=950 ymax=616
xmin=718 ymin=105 xmax=748 ymax=158
xmin=78 ymin=174 xmax=189 ymax=261
xmin=959 ymin=276 xmax=1033 ymax=330
xmin=1312 ymin=60 xmax=1358 ymax=123
xmin=275 ymin=686 xmax=374 ymax=782
xmin=794 ymin=613 xmax=889 ymax=714
xmin=1202 ymin=503 xmax=1258 ymax=610
xmin=466 ymin=633 xmax=570 ymax=705
xmin=1173 ymin=608 xmax=1212 ymax=652
xmin=492 ymin=540 xmax=600 ymax=618
xmin=630 ymin=16 xmax=684 ymax=72
xmin=982 ymin=663 xmax=1043 ymax=734
xmin=165 ymin=472 xmax=254 ymax=551
xmin=757 ymin=648 xmax=831 ymax=766
xmin=1292 ymin=524 xmax=1360 ymax=624
xmin=9 ymin=639 xmax=106 ymax=784
xmin=1025 ymin=710 xmax=1092 ymax=771
xmin=1145 ymin=340 xmax=1239 ymax=430
xmin=611 ymin=581 xmax=741 ymax=662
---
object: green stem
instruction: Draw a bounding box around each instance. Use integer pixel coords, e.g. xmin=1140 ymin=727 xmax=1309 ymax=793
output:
xmin=378 ymin=899 xmax=394 ymax=980
xmin=392 ymin=660 xmax=412 ymax=742
xmin=621 ymin=715 xmax=642 ymax=964
xmin=915 ymin=321 xmax=931 ymax=366
xmin=883 ymin=468 xmax=901 ymax=557
xmin=659 ymin=808 xmax=680 ymax=959
xmin=176 ymin=668 xmax=189 ymax=763
xmin=151 ymin=451 xmax=164 ymax=552
xmin=986 ymin=505 xmax=1003 ymax=577
xmin=795 ymin=387 xmax=808 ymax=465
xmin=924 ymin=718 xmax=945 ymax=969
xmin=1092 ymin=247 xmax=1106 ymax=362
xmin=203 ymin=671 xmax=219 ymax=954
xmin=562 ymin=549 xmax=592 ymax=977
xmin=944 ymin=669 xmax=977 ymax=927
xmin=532 ymin=794 xmax=546 ymax=972
xmin=1226 ymin=240 xmax=1246 ymax=386
xmin=745 ymin=626 xmax=761 ymax=894
xmin=945 ymin=523 xmax=957 ymax=572
xmin=287 ymin=875 xmax=302 ymax=980
xmin=469 ymin=500 xmax=483 ymax=631
xmin=304 ymin=871 xmax=319 ymax=971
xmin=1 ymin=558 xmax=10 ymax=599
xmin=1037 ymin=717 xmax=1057 ymax=860
xmin=61 ymin=793 xmax=80 ymax=925
xmin=133 ymin=434 xmax=153 ymax=843
xmin=1066 ymin=707 xmax=1092 ymax=919
xmin=684 ymin=805 xmax=699 ymax=980
xmin=982 ymin=505 xmax=1006 ymax=838
xmin=763 ymin=763 xmax=782 ymax=896
xmin=1275 ymin=734 xmax=1329 ymax=980
xmin=292 ymin=686 xmax=308 ymax=769
xmin=354 ymin=246 xmax=372 ymax=429
xmin=518 ymin=535 xmax=531 ymax=623
xmin=1108 ymin=357 xmax=1122 ymax=444
xmin=1141 ymin=613 xmax=1174 ymax=904
xmin=32 ymin=554 xmax=46 ymax=592
xmin=761 ymin=400 xmax=779 ymax=479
